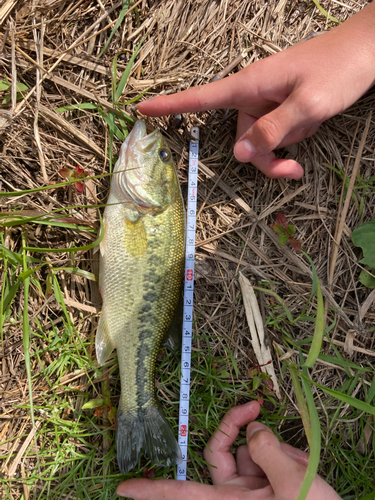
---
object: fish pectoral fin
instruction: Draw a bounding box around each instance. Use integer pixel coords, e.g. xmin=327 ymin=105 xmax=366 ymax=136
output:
xmin=96 ymin=312 xmax=115 ymax=365
xmin=124 ymin=217 xmax=147 ymax=257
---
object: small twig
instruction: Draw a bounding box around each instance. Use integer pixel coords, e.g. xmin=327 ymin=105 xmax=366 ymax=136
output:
xmin=32 ymin=10 xmax=48 ymax=183
xmin=239 ymin=272 xmax=281 ymax=399
xmin=10 ymin=19 xmax=16 ymax=111
xmin=210 ymin=48 xmax=251 ymax=82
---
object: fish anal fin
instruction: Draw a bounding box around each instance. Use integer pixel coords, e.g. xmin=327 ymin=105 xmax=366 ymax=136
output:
xmin=96 ymin=312 xmax=115 ymax=365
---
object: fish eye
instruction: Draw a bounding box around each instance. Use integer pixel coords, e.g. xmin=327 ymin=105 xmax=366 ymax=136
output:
xmin=159 ymin=149 xmax=170 ymax=162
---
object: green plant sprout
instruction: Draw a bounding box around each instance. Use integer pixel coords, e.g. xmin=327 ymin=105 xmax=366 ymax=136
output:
xmin=0 ymin=78 xmax=28 ymax=104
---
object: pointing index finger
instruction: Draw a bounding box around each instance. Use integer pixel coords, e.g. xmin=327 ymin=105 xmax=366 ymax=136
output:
xmin=137 ymin=73 xmax=244 ymax=117
xmin=203 ymin=401 xmax=261 ymax=485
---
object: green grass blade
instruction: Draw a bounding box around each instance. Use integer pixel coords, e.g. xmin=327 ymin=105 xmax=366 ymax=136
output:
xmin=112 ymin=55 xmax=118 ymax=103
xmin=302 ymin=252 xmax=324 ymax=368
xmin=0 ymin=214 xmax=96 ymax=232
xmin=289 ymin=365 xmax=312 ymax=445
xmin=295 ymin=369 xmax=321 ymax=500
xmin=99 ymin=109 xmax=125 ymax=142
xmin=0 ymin=233 xmax=8 ymax=348
xmin=305 ymin=281 xmax=324 ymax=368
xmin=252 ymin=286 xmax=294 ymax=322
xmin=358 ymin=490 xmax=375 ymax=500
xmin=55 ymin=103 xmax=98 ymax=113
xmin=2 ymin=281 xmax=21 ymax=314
xmin=24 ymin=211 xmax=103 ymax=253
xmin=52 ymin=267 xmax=98 ymax=282
xmin=301 ymin=373 xmax=375 ymax=415
xmin=0 ymin=173 xmax=104 ymax=198
xmin=367 ymin=375 xmax=375 ymax=404
xmin=21 ymin=232 xmax=40 ymax=473
xmin=98 ymin=1 xmax=129 ymax=58
xmin=115 ymin=34 xmax=146 ymax=102
xmin=311 ymin=0 xmax=340 ymax=23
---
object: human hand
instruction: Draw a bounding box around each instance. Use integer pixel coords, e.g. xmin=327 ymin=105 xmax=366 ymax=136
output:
xmin=117 ymin=401 xmax=341 ymax=500
xmin=138 ymin=3 xmax=375 ymax=179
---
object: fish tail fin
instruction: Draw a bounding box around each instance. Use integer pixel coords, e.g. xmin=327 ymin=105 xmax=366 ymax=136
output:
xmin=116 ymin=405 xmax=182 ymax=473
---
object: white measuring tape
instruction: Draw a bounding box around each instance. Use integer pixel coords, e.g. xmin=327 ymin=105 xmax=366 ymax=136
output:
xmin=177 ymin=127 xmax=199 ymax=481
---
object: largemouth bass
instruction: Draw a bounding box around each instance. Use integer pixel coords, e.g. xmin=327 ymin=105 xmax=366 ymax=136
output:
xmin=96 ymin=120 xmax=184 ymax=473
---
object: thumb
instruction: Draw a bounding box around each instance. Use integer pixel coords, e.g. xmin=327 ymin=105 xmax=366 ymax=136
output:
xmin=246 ymin=423 xmax=310 ymax=499
xmin=234 ymin=91 xmax=324 ymax=160
xmin=246 ymin=423 xmax=342 ymax=500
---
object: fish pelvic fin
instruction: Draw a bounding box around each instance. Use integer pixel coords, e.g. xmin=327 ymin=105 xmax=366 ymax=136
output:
xmin=95 ymin=312 xmax=115 ymax=365
xmin=116 ymin=405 xmax=182 ymax=474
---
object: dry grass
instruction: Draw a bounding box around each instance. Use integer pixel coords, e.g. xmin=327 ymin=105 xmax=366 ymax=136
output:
xmin=1 ymin=0 xmax=375 ymax=499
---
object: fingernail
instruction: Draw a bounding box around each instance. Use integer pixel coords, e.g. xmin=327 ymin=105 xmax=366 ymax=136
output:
xmin=241 ymin=138 xmax=257 ymax=158
xmin=247 ymin=422 xmax=267 ymax=439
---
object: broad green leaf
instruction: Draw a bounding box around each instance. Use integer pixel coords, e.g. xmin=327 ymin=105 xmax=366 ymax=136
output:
xmin=252 ymin=376 xmax=262 ymax=391
xmin=0 ymin=80 xmax=10 ymax=91
xmin=359 ymin=268 xmax=375 ymax=289
xmin=16 ymin=82 xmax=28 ymax=92
xmin=351 ymin=219 xmax=375 ymax=268
xmin=278 ymin=233 xmax=289 ymax=246
xmin=2 ymin=91 xmax=27 ymax=104
xmin=82 ymin=398 xmax=105 ymax=410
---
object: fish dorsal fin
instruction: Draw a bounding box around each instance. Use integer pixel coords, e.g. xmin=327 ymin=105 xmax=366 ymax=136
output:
xmin=96 ymin=312 xmax=115 ymax=365
xmin=124 ymin=217 xmax=147 ymax=257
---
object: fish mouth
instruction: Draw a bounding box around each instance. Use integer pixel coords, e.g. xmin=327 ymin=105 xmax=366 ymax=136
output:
xmin=126 ymin=121 xmax=162 ymax=158
xmin=114 ymin=121 xmax=164 ymax=211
